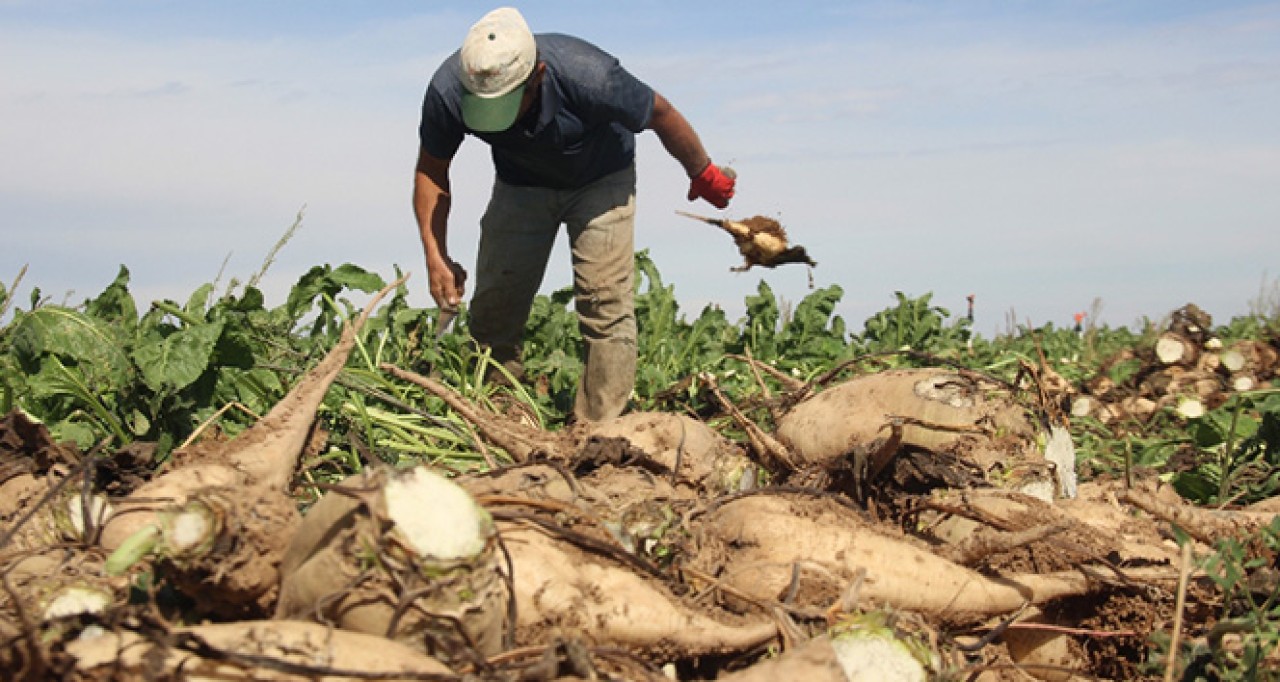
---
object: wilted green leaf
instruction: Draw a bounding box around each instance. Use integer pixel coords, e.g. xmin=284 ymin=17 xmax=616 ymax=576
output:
xmin=8 ymin=306 xmax=131 ymax=387
xmin=1189 ymin=414 xmax=1230 ymax=449
xmin=84 ymin=265 xmax=138 ymax=324
xmin=185 ymin=283 xmax=215 ymax=317
xmin=329 ymin=263 xmax=386 ymax=292
xmin=213 ymin=327 xmax=258 ymax=369
xmin=25 ymin=355 xmax=128 ymax=443
xmin=224 ymin=286 xmax=266 ymax=313
xmin=790 ymin=284 xmax=843 ymax=336
xmin=1172 ymin=465 xmax=1221 ymax=502
xmin=742 ymin=281 xmax=780 ymax=357
xmin=132 ymin=320 xmax=225 ymax=392
xmin=50 ymin=419 xmax=99 ymax=450
xmin=128 ymin=408 xmax=151 ymax=436
xmin=286 ymin=263 xmax=385 ymax=323
xmin=861 ymin=291 xmax=953 ymax=352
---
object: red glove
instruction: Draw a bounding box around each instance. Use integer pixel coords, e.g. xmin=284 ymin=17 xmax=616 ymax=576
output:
xmin=687 ymin=162 xmax=735 ymax=209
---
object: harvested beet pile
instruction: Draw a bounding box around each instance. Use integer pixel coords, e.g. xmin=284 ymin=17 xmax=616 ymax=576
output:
xmin=2 ymin=296 xmax=1278 ymax=681
xmin=1070 ymin=304 xmax=1278 ymax=424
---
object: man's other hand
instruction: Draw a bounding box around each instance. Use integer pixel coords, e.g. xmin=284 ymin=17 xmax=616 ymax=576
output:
xmin=429 ymin=259 xmax=468 ymax=309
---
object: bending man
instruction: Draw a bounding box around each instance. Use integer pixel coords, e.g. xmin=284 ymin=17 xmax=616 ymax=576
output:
xmin=413 ymin=7 xmax=735 ymax=421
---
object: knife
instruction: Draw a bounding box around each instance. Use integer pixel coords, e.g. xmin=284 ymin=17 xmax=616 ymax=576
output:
xmin=435 ymin=305 xmax=459 ymax=342
xmin=434 ymin=263 xmax=467 ymax=343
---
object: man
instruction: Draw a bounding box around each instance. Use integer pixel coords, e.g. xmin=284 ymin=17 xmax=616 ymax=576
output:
xmin=413 ymin=7 xmax=735 ymax=422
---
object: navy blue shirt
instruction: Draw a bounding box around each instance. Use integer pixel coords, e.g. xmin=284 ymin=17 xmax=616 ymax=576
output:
xmin=419 ymin=33 xmax=655 ymax=190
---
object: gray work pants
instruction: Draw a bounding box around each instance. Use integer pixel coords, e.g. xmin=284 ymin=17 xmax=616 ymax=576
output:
xmin=469 ymin=165 xmax=637 ymax=422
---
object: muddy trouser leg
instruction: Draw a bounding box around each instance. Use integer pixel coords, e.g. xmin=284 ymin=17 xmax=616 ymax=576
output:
xmin=565 ymin=165 xmax=637 ymax=422
xmin=470 ymin=180 xmax=560 ymax=376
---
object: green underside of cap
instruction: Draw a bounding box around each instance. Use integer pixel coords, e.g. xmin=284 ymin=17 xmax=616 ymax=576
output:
xmin=462 ymin=87 xmax=524 ymax=132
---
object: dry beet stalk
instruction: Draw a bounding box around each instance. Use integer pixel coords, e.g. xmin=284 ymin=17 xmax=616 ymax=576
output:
xmin=727 ymin=351 xmax=806 ymax=394
xmin=999 ymin=605 xmax=1092 ymax=681
xmin=703 ymin=372 xmax=797 ymax=470
xmin=1120 ymin=488 xmax=1273 ymax=546
xmin=385 ymin=364 xmax=757 ymax=494
xmin=381 ymin=363 xmax=566 ymax=462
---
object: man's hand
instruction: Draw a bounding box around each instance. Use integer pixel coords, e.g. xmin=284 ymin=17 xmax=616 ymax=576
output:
xmin=429 ymin=259 xmax=468 ymax=309
xmin=687 ymin=162 xmax=735 ymax=209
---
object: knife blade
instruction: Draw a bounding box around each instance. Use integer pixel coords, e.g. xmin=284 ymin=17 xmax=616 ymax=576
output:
xmin=435 ymin=305 xmax=459 ymax=341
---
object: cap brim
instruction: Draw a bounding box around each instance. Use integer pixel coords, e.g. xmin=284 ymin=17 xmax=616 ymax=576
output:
xmin=461 ymin=87 xmax=525 ymax=133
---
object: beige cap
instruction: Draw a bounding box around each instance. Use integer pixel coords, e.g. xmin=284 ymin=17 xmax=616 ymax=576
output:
xmin=459 ymin=7 xmax=536 ymax=132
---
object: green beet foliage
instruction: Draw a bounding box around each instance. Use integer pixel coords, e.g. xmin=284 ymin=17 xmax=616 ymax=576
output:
xmin=1 ymin=255 xmax=1276 ymax=493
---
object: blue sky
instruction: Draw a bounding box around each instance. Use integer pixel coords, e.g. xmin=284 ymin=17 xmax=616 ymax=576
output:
xmin=2 ymin=1 xmax=1278 ymax=334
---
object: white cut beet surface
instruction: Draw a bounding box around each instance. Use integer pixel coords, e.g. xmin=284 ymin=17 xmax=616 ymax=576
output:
xmin=385 ymin=467 xmax=488 ymax=560
xmin=166 ymin=504 xmax=214 ymax=554
xmin=98 ymin=462 xmax=245 ymax=552
xmin=1044 ymin=425 xmax=1078 ymax=499
xmin=275 ymin=466 xmax=507 ymax=663
xmin=832 ymin=633 xmax=926 ymax=682
xmin=42 ymin=586 xmax=112 ymax=620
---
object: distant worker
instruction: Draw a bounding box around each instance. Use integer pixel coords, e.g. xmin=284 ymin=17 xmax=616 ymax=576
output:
xmin=965 ymin=294 xmax=976 ymax=350
xmin=412 ymin=7 xmax=735 ymax=421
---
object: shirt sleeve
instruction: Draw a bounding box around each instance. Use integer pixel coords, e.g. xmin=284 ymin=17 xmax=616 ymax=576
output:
xmin=418 ymin=63 xmax=467 ymax=160
xmin=597 ymin=60 xmax=655 ymax=133
xmin=562 ymin=42 xmax=655 ymax=134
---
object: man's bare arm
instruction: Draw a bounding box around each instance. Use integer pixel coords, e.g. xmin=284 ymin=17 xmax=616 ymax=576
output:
xmin=412 ymin=147 xmax=465 ymax=307
xmin=648 ymin=92 xmax=713 ymax=177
